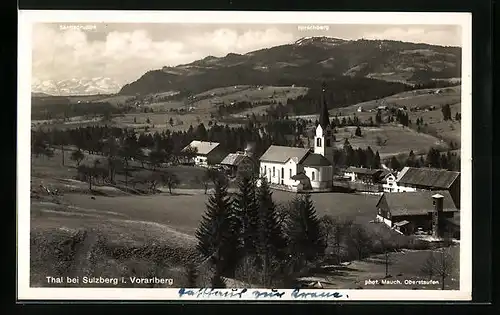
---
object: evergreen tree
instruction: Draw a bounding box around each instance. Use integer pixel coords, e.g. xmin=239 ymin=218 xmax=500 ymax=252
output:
xmin=195 ymin=177 xmax=239 ymax=276
xmin=185 ymin=263 xmax=198 ymax=287
xmin=426 ymin=148 xmax=441 ymax=168
xmin=390 ymin=156 xmax=401 ymax=171
xmin=285 ymin=194 xmax=326 ymax=271
xmin=375 ymin=111 xmax=383 ymax=125
xmin=233 ymin=176 xmax=260 ymax=256
xmin=355 ymin=126 xmax=362 ymax=137
xmin=210 ymin=270 xmax=227 ymax=288
xmin=255 ymin=180 xmax=287 ymax=273
xmin=373 ymin=151 xmax=381 ymax=169
xmin=441 ymin=104 xmax=452 ymax=121
xmin=406 ymin=150 xmax=416 ymax=167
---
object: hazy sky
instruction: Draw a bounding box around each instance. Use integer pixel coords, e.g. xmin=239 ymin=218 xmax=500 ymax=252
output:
xmin=32 ymin=23 xmax=462 ymax=85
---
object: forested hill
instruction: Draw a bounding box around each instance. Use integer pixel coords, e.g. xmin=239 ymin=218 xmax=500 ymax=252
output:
xmin=119 ymin=37 xmax=461 ymax=97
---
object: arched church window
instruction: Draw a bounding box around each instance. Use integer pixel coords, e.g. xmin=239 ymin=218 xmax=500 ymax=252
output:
xmin=312 ymin=171 xmax=315 ymax=181
xmin=316 ymin=138 xmax=322 ymax=147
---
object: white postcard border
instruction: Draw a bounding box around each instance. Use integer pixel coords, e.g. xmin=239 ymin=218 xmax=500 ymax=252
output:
xmin=17 ymin=10 xmax=473 ymax=301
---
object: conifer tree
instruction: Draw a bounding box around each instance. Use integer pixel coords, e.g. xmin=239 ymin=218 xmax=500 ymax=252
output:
xmin=390 ymin=156 xmax=401 ymax=171
xmin=255 ymin=179 xmax=287 ymax=274
xmin=185 ymin=263 xmax=198 ymax=287
xmin=233 ymin=175 xmax=260 ymax=256
xmin=195 ymin=177 xmax=239 ymax=276
xmin=373 ymin=151 xmax=381 ymax=169
xmin=285 ymin=194 xmax=326 ymax=271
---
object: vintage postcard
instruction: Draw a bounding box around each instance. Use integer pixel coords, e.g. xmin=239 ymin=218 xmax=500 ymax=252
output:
xmin=17 ymin=10 xmax=472 ymax=301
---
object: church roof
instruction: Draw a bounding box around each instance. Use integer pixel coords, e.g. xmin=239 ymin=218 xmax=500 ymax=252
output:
xmin=302 ymin=153 xmax=332 ymax=167
xmin=318 ymin=83 xmax=330 ymax=130
xmin=259 ymin=145 xmax=311 ymax=163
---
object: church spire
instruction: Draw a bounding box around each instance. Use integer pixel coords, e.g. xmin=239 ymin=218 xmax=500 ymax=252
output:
xmin=319 ymin=82 xmax=330 ymax=129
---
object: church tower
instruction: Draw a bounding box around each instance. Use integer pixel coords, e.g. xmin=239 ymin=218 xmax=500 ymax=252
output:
xmin=314 ymin=82 xmax=334 ymax=164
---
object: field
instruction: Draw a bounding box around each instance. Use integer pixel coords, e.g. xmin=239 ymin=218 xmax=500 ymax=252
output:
xmin=331 ymin=85 xmax=462 ymax=145
xmin=32 ymin=85 xmax=309 ymax=133
xmin=28 ymin=148 xmax=460 ymax=289
xmin=331 ymin=125 xmax=448 ymax=159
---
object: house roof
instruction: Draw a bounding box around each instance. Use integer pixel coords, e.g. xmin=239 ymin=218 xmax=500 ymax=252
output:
xmin=291 ymin=172 xmax=310 ymax=181
xmin=396 ymin=167 xmax=460 ymax=189
xmin=220 ymin=153 xmax=248 ymax=166
xmin=259 ymin=145 xmax=311 ymax=164
xmin=394 ymin=220 xmax=410 ymax=227
xmin=377 ymin=190 xmax=458 ymax=216
xmin=302 ymin=153 xmax=332 ymax=167
xmin=345 ymin=167 xmax=383 ymax=176
xmin=182 ymin=140 xmax=220 ymax=155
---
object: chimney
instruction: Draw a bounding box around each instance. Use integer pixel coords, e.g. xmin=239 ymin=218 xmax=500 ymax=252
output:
xmin=432 ymin=193 xmax=444 ymax=238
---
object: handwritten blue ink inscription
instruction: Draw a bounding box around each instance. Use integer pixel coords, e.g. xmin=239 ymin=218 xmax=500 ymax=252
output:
xmin=252 ymin=289 xmax=286 ymax=299
xmin=291 ymin=289 xmax=344 ymax=299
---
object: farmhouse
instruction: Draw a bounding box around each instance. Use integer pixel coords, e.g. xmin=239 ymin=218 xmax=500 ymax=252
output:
xmin=182 ymin=140 xmax=226 ymax=167
xmin=220 ymin=151 xmax=257 ymax=177
xmin=259 ymin=84 xmax=334 ymax=191
xmin=395 ymin=166 xmax=461 ymax=208
xmin=375 ymin=190 xmax=459 ymax=236
xmin=381 ymin=172 xmax=398 ymax=192
xmin=343 ymin=167 xmax=384 ymax=184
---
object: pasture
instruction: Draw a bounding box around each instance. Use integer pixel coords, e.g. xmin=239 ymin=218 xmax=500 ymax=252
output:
xmin=330 ymin=85 xmax=462 ymax=145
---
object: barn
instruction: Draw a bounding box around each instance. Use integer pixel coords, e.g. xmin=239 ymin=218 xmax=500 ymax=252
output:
xmin=375 ymin=190 xmax=459 ymax=236
xmin=395 ymin=167 xmax=461 ymax=208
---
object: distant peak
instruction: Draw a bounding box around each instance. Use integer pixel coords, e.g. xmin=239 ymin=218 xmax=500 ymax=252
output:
xmin=294 ymin=36 xmax=345 ymax=46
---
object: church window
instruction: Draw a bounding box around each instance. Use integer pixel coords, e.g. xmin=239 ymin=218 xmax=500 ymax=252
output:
xmin=316 ymin=138 xmax=322 ymax=147
xmin=312 ymin=171 xmax=315 ymax=181
xmin=272 ymin=167 xmax=275 ymax=177
xmin=289 ymin=169 xmax=292 ymax=178
xmin=281 ymin=167 xmax=284 ymax=178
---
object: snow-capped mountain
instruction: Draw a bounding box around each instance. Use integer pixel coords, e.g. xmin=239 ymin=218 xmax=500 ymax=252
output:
xmin=32 ymin=77 xmax=122 ymax=96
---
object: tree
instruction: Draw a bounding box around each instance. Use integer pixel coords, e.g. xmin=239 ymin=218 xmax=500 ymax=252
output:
xmin=390 ymin=156 xmax=401 ymax=171
xmin=71 ymin=149 xmax=85 ymax=166
xmin=455 ymin=112 xmax=461 ymax=121
xmin=441 ymin=104 xmax=452 ymax=121
xmin=162 ymin=171 xmax=180 ymax=194
xmin=347 ymin=224 xmax=372 ymax=261
xmin=233 ymin=176 xmax=260 ymax=256
xmin=420 ymin=252 xmax=437 ymax=280
xmin=146 ymin=117 xmax=151 ymax=124
xmin=376 ymin=233 xmax=396 ymax=278
xmin=210 ymin=270 xmax=227 ymax=288
xmin=433 ymin=248 xmax=456 ymax=290
xmin=169 ymin=117 xmax=174 ymax=126
xmin=320 ymin=215 xmax=347 ymax=264
xmin=184 ymin=263 xmax=198 ymax=287
xmin=255 ymin=179 xmax=287 ymax=284
xmin=285 ymin=194 xmax=326 ymax=271
xmin=195 ymin=177 xmax=239 ymax=276
xmin=373 ymin=151 xmax=381 ymax=169
xmin=355 ymin=126 xmax=362 ymax=137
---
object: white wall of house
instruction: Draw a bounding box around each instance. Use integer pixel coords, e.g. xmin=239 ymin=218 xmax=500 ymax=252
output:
xmin=194 ymin=155 xmax=208 ymax=166
xmin=396 ymin=185 xmax=417 ymax=192
xmin=260 ymin=159 xmax=301 ymax=186
xmin=376 ymin=214 xmax=392 ymax=227
xmin=383 ymin=174 xmax=398 ymax=192
xmin=344 ymin=171 xmax=356 ymax=182
xmin=304 ymin=165 xmax=333 ymax=189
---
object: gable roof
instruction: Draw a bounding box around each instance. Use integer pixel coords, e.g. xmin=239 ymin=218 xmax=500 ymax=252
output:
xmin=345 ymin=167 xmax=383 ymax=176
xmin=396 ymin=167 xmax=460 ymax=189
xmin=302 ymin=153 xmax=332 ymax=167
xmin=377 ymin=190 xmax=458 ymax=216
xmin=182 ymin=140 xmax=220 ymax=155
xmin=220 ymin=153 xmax=248 ymax=166
xmin=259 ymin=145 xmax=311 ymax=164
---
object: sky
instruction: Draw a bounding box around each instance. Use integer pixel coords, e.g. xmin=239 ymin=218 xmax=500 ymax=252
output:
xmin=32 ymin=23 xmax=462 ymax=86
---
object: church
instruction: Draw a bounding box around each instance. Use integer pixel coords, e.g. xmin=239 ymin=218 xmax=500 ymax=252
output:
xmin=258 ymin=84 xmax=335 ymax=192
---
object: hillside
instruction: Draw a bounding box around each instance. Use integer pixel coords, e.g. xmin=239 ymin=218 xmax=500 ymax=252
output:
xmin=120 ymin=37 xmax=461 ymax=96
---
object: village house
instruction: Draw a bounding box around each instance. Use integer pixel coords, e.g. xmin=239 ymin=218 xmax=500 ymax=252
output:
xmin=343 ymin=167 xmax=385 ymax=184
xmin=381 ymin=171 xmax=398 ymax=192
xmin=375 ymin=190 xmax=459 ymax=237
xmin=394 ymin=166 xmax=461 ymax=208
xmin=259 ymin=84 xmax=334 ymax=192
xmin=220 ymin=149 xmax=257 ymax=177
xmin=182 ymin=140 xmax=226 ymax=167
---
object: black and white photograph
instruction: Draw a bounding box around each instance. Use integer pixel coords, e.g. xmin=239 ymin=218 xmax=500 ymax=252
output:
xmin=17 ymin=11 xmax=472 ymax=301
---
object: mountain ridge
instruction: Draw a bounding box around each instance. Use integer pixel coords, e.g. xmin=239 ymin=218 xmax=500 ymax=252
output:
xmin=120 ymin=37 xmax=461 ymax=96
